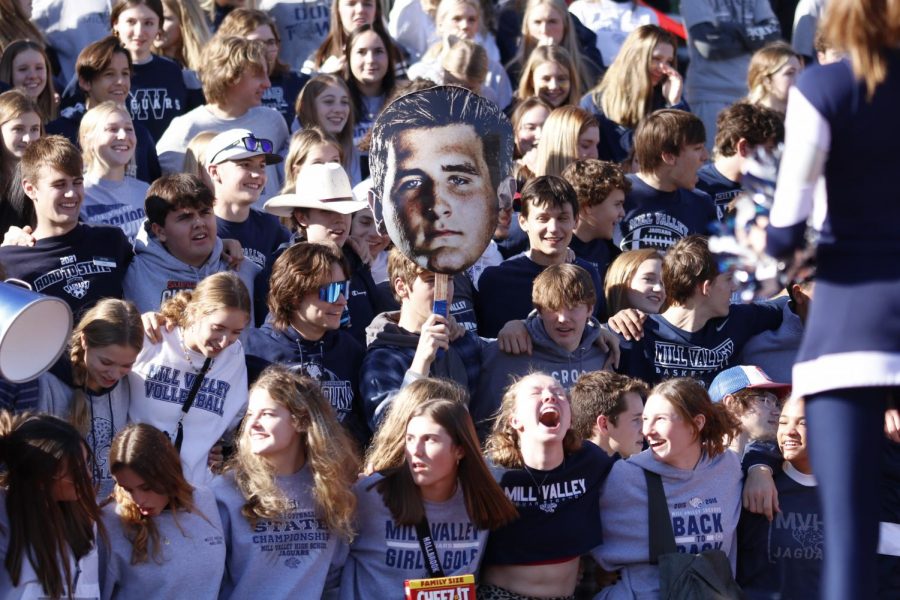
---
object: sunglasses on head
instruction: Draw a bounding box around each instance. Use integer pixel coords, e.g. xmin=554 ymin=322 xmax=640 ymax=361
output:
xmin=318 ymin=280 xmax=350 ymax=303
xmin=236 ymin=135 xmax=274 ymax=153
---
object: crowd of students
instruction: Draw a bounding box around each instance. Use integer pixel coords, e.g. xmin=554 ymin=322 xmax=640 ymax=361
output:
xmin=0 ymin=0 xmax=898 ymax=598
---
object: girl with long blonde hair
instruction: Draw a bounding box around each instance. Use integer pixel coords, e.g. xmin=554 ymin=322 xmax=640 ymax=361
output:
xmin=212 ymin=366 xmax=359 ymax=599
xmin=128 ymin=272 xmax=252 ymax=486
xmin=746 ymin=41 xmax=802 ymax=115
xmin=37 ymin=298 xmax=143 ymax=498
xmin=583 ymin=24 xmax=685 ymax=163
xmin=533 ymin=105 xmax=598 ymax=176
xmin=153 ymin=0 xmax=212 ymax=70
xmin=516 ymin=44 xmax=581 ymax=109
xmin=480 ymin=372 xmax=614 ymax=599
xmin=603 ymin=248 xmax=665 ymax=315
xmin=0 ymin=89 xmax=41 ymax=233
xmin=340 ymin=397 xmax=517 ymax=599
xmin=78 ymin=101 xmax=149 ymax=242
xmin=101 ymin=423 xmax=225 ymax=598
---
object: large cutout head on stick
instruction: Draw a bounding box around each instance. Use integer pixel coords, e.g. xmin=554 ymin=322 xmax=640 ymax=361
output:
xmin=368 ymin=86 xmax=515 ymax=274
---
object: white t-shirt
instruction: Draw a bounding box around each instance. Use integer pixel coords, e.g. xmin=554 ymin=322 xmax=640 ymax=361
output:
xmin=568 ymin=0 xmax=658 ymax=66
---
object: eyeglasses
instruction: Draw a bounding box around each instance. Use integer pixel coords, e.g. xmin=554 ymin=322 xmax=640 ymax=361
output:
xmin=744 ymin=392 xmax=782 ymax=409
xmin=318 ymin=280 xmax=350 ymax=303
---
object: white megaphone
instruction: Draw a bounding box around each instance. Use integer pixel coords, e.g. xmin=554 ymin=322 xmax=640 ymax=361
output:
xmin=0 ymin=279 xmax=72 ymax=383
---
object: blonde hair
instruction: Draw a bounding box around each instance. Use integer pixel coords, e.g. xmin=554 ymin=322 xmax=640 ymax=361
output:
xmin=746 ymin=41 xmax=801 ymax=106
xmin=515 ymin=0 xmax=592 ymax=87
xmin=295 ymin=74 xmax=355 ymax=176
xmin=182 ymin=130 xmax=218 ymax=180
xmin=485 ymin=373 xmax=581 ymax=468
xmin=517 ymin=44 xmax=582 ymax=108
xmin=157 ymin=0 xmax=211 ymax=70
xmin=69 ymin=299 xmax=143 ymax=435
xmin=282 ymin=127 xmax=344 ymax=193
xmin=533 ymin=105 xmax=596 ymax=176
xmin=365 ymin=377 xmax=469 ymax=474
xmin=440 ymin=37 xmax=488 ymax=91
xmin=604 ymin=248 xmax=664 ymax=315
xmin=159 ymin=272 xmax=251 ymax=329
xmin=107 ymin=424 xmax=200 ymax=564
xmin=822 ymin=0 xmax=900 ymax=97
xmin=226 ymin=366 xmax=359 ymax=542
xmin=422 ymin=0 xmax=484 ymax=61
xmin=217 ymin=8 xmax=289 ymax=76
xmin=78 ymin=101 xmax=135 ymax=174
xmin=0 ymin=89 xmax=42 ymax=179
xmin=198 ymin=35 xmax=268 ymax=106
xmin=592 ymin=24 xmax=678 ymax=128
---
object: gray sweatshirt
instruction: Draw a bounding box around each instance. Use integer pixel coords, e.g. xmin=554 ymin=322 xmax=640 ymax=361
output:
xmin=123 ymin=222 xmax=260 ymax=314
xmin=99 ymin=486 xmax=225 ymax=599
xmin=211 ymin=467 xmax=347 ymax=600
xmin=592 ymin=448 xmax=743 ymax=600
xmin=339 ymin=473 xmax=488 ymax=600
xmin=472 ymin=313 xmax=608 ymax=432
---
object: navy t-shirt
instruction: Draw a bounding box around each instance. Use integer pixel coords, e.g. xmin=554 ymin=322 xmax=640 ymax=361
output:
xmin=0 ymin=223 xmax=132 ymax=318
xmin=569 ymin=234 xmax=619 ymax=285
xmin=697 ymin=163 xmax=741 ymax=222
xmin=485 ymin=441 xmax=614 ymax=565
xmin=618 ymin=302 xmax=783 ymax=387
xmin=128 ymin=55 xmax=190 ymax=142
xmin=476 ymin=254 xmax=607 ymax=338
xmin=265 ymin=70 xmax=309 ymax=128
xmin=617 ymin=175 xmax=717 ymax=251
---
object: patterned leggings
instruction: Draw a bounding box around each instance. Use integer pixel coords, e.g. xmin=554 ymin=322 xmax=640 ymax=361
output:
xmin=477 ymin=584 xmax=575 ymax=600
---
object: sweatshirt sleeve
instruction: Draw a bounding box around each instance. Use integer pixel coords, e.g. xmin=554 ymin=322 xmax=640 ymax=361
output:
xmin=593 ymin=460 xmax=652 ymax=570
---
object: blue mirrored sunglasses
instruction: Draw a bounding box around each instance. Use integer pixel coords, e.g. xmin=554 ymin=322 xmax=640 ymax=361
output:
xmin=318 ymin=280 xmax=350 ymax=303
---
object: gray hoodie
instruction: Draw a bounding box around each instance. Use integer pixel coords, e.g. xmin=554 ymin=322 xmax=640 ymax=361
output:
xmin=592 ymin=449 xmax=743 ymax=600
xmin=123 ymin=222 xmax=260 ymax=314
xmin=471 ymin=313 xmax=608 ymax=433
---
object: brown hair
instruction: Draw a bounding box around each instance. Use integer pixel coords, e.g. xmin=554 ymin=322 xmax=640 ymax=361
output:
xmin=532 ymin=263 xmax=596 ymax=313
xmin=155 ymin=0 xmax=211 ymax=70
xmin=267 ymin=241 xmax=350 ymax=331
xmin=0 ymin=412 xmax=103 ymax=598
xmin=650 ymin=378 xmax=741 ymax=458
xmin=0 ymin=89 xmax=43 ymax=177
xmin=295 ymin=74 xmax=356 ymax=176
xmin=374 ymin=398 xmax=518 ymax=529
xmin=604 ymin=248 xmax=665 ymax=314
xmin=217 ymin=8 xmax=289 ymax=76
xmin=713 ymin=101 xmax=784 ymax=158
xmin=76 ymin=36 xmax=133 ymax=93
xmin=387 ymin=247 xmax=428 ymax=303
xmin=562 ymin=158 xmax=631 ymax=210
xmin=198 ymin=36 xmax=268 ymax=106
xmin=20 ymin=134 xmax=82 ymax=184
xmin=570 ymin=371 xmax=647 ymax=437
xmin=228 ymin=366 xmax=360 ymax=541
xmin=519 ymin=174 xmax=578 ymax=218
xmin=514 ymin=0 xmax=594 ymax=89
xmin=485 ymin=373 xmax=582 ymax=468
xmin=365 ymin=378 xmax=469 ymax=474
xmin=0 ymin=0 xmax=45 ymax=49
xmin=107 ymin=423 xmax=200 ymax=564
xmin=510 ymin=95 xmax=552 ymax=158
xmin=662 ymin=235 xmax=718 ymax=305
xmin=144 ymin=173 xmax=214 ymax=227
xmin=633 ymin=109 xmax=706 ymax=174
xmin=517 ymin=44 xmax=582 ymax=108
xmin=159 ymin=271 xmax=251 ymax=329
xmin=0 ymin=40 xmax=58 ymax=120
xmin=110 ymin=0 xmax=164 ymax=29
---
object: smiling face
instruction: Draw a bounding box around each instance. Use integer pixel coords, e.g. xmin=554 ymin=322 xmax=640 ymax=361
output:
xmin=186 ymin=307 xmax=249 ymax=358
xmin=351 ymin=207 xmax=390 ymax=256
xmin=519 ymin=201 xmax=576 ymax=264
xmin=314 ymin=84 xmax=351 ymax=135
xmin=11 ymin=49 xmax=47 ymax=99
xmin=292 ymin=261 xmax=348 ymax=340
xmin=511 ymin=373 xmax=571 ymax=444
xmin=405 ymin=415 xmax=463 ymax=499
xmin=537 ymin=302 xmax=591 ymax=352
xmin=533 ymin=61 xmax=570 ymax=107
xmin=84 ymin=342 xmax=139 ymax=391
xmin=626 ymin=257 xmax=665 ymax=313
xmin=642 ymin=393 xmax=702 ymax=469
xmin=152 ymin=205 xmax=217 ymax=267
xmin=704 ymin=270 xmax=736 ymax=318
xmin=649 ymin=42 xmax=675 ymax=87
xmin=246 ymin=25 xmax=279 ymax=74
xmin=113 ymin=466 xmax=169 ymax=517
xmin=227 ymin=64 xmax=270 ymax=113
xmin=245 ymin=386 xmax=303 ymax=459
xmin=578 ymin=188 xmax=624 ymax=242
xmin=349 ymin=30 xmax=388 ymax=88
xmin=24 ymin=166 xmax=84 ymax=231
xmin=0 ymin=112 xmax=41 ymax=161
xmin=607 ymin=391 xmax=645 ymax=458
xmin=527 ymin=3 xmax=565 ymax=45
xmin=114 ymin=4 xmax=160 ymax=62
xmin=777 ymin=397 xmax=809 ymax=472
xmin=92 ymin=110 xmax=137 ymax=171
xmin=209 ymin=155 xmax=267 ymax=205
xmin=736 ymin=390 xmax=782 ymax=442
xmin=295 ymin=207 xmax=352 ymax=247
xmin=81 ymin=51 xmax=132 ymax=106
xmin=339 ymin=0 xmax=376 ymax=33
xmin=515 ymin=104 xmax=550 ymax=156
xmin=381 ymin=123 xmax=498 ymax=273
